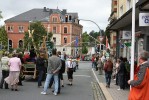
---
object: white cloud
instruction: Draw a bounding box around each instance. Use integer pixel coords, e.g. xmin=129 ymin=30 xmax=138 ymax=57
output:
xmin=0 ymin=0 xmax=111 ymax=33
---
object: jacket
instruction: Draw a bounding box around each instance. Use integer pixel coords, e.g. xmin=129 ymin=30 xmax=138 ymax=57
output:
xmin=47 ymin=55 xmax=61 ymax=74
xmin=128 ymin=62 xmax=149 ymax=100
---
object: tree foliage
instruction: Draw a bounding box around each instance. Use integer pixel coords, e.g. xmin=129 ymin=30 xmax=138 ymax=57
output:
xmin=0 ymin=11 xmax=3 ymax=19
xmin=24 ymin=21 xmax=53 ymax=49
xmin=82 ymin=45 xmax=88 ymax=54
xmin=0 ymin=26 xmax=8 ymax=49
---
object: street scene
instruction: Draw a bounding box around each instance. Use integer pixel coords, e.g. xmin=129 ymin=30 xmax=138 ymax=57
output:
xmin=0 ymin=0 xmax=149 ymax=100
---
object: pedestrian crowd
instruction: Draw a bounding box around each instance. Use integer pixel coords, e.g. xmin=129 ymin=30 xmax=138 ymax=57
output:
xmin=92 ymin=50 xmax=149 ymax=100
xmin=0 ymin=48 xmax=80 ymax=96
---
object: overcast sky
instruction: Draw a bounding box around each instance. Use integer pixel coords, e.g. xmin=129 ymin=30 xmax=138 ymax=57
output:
xmin=0 ymin=0 xmax=111 ymax=33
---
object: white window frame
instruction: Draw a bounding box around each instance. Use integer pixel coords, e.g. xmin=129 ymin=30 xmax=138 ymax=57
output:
xmin=8 ymin=26 xmax=13 ymax=32
xmin=18 ymin=26 xmax=24 ymax=33
xmin=52 ymin=17 xmax=58 ymax=22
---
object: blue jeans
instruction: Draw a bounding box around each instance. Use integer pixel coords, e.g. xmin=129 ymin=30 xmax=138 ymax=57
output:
xmin=105 ymin=71 xmax=112 ymax=86
xmin=43 ymin=73 xmax=59 ymax=93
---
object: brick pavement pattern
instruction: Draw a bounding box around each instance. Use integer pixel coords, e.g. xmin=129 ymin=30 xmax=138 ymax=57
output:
xmin=94 ymin=69 xmax=129 ymax=100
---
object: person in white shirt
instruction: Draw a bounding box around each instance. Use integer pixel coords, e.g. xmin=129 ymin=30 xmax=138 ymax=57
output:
xmin=0 ymin=52 xmax=10 ymax=89
xmin=66 ymin=58 xmax=74 ymax=86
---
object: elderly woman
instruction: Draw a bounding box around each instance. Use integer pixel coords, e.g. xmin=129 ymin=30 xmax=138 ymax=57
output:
xmin=5 ymin=53 xmax=22 ymax=91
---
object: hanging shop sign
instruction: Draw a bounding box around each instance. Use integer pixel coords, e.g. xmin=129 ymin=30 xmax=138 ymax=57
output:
xmin=122 ymin=31 xmax=131 ymax=40
xmin=139 ymin=13 xmax=149 ymax=26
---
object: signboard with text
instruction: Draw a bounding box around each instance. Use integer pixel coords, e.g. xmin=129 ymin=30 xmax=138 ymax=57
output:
xmin=139 ymin=13 xmax=149 ymax=26
xmin=122 ymin=31 xmax=131 ymax=39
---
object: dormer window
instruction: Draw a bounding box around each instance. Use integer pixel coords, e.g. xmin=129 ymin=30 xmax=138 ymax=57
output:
xmin=65 ymin=15 xmax=68 ymax=22
xmin=53 ymin=17 xmax=57 ymax=22
xmin=69 ymin=15 xmax=72 ymax=21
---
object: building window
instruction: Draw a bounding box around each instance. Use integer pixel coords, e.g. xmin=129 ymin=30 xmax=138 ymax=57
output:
xmin=53 ymin=27 xmax=56 ymax=33
xmin=18 ymin=26 xmax=24 ymax=33
xmin=18 ymin=40 xmax=23 ymax=48
xmin=63 ymin=48 xmax=65 ymax=51
xmin=8 ymin=26 xmax=13 ymax=32
xmin=9 ymin=40 xmax=12 ymax=48
xmin=53 ymin=37 xmax=56 ymax=43
xmin=69 ymin=15 xmax=72 ymax=21
xmin=64 ymin=27 xmax=67 ymax=33
xmin=65 ymin=15 xmax=68 ymax=22
xmin=53 ymin=17 xmax=57 ymax=22
xmin=127 ymin=0 xmax=131 ymax=11
xmin=114 ymin=1 xmax=117 ymax=5
xmin=64 ymin=38 xmax=67 ymax=44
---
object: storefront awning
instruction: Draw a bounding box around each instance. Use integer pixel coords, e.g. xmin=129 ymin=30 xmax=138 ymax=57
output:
xmin=139 ymin=0 xmax=149 ymax=10
xmin=107 ymin=7 xmax=140 ymax=30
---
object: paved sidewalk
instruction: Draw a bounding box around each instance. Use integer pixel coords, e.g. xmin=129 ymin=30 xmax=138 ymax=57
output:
xmin=92 ymin=69 xmax=129 ymax=100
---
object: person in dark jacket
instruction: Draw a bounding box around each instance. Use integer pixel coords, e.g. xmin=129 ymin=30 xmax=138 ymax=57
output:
xmin=103 ymin=58 xmax=113 ymax=88
xmin=36 ymin=53 xmax=46 ymax=87
xmin=117 ymin=57 xmax=126 ymax=90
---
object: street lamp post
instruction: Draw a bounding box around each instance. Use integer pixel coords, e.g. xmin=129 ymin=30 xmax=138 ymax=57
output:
xmin=77 ymin=19 xmax=103 ymax=52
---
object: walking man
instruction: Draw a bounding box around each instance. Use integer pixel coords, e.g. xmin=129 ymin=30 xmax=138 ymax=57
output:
xmin=41 ymin=49 xmax=61 ymax=96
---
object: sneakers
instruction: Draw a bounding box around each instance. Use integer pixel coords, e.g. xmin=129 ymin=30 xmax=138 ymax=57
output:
xmin=53 ymin=92 xmax=57 ymax=96
xmin=41 ymin=91 xmax=47 ymax=95
xmin=117 ymin=88 xmax=121 ymax=90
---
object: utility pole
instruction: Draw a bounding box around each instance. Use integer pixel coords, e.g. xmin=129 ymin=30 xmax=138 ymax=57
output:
xmin=130 ymin=0 xmax=136 ymax=85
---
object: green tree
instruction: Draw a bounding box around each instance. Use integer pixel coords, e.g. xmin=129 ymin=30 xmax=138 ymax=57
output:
xmin=24 ymin=21 xmax=53 ymax=50
xmin=82 ymin=32 xmax=89 ymax=46
xmin=0 ymin=26 xmax=8 ymax=49
xmin=82 ymin=45 xmax=88 ymax=54
xmin=0 ymin=11 xmax=3 ymax=19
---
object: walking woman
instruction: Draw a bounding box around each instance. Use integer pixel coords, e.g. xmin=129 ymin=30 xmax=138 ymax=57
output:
xmin=0 ymin=52 xmax=10 ymax=89
xmin=5 ymin=53 xmax=22 ymax=91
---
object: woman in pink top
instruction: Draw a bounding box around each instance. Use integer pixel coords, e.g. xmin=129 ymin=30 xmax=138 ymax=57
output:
xmin=5 ymin=53 xmax=22 ymax=91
